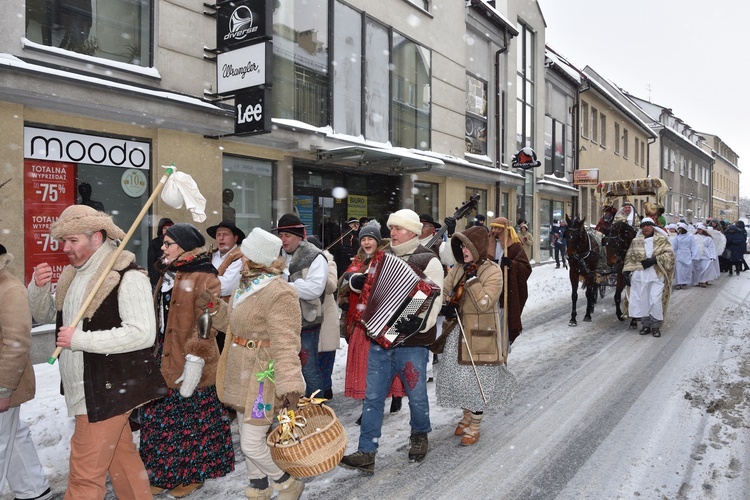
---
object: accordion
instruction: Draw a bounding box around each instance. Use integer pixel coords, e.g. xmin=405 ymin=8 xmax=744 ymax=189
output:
xmin=360 ymin=252 xmax=441 ymax=349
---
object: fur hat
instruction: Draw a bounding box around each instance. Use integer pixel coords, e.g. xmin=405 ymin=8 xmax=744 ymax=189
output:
xmin=451 ymin=226 xmax=489 ymax=263
xmin=241 ymin=227 xmax=282 ymax=267
xmin=640 ymin=217 xmax=656 ymax=227
xmin=50 ymin=205 xmax=126 ymax=241
xmin=387 ymin=209 xmax=422 ymax=235
xmin=358 ymin=220 xmax=382 ymax=245
xmin=165 ymin=223 xmax=205 ymax=251
xmin=207 ymin=220 xmax=246 ymax=242
xmin=274 ymin=213 xmax=306 ymax=238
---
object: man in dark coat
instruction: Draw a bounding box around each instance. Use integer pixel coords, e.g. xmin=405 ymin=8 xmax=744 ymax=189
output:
xmin=147 ymin=217 xmax=173 ymax=288
xmin=488 ymin=217 xmax=532 ymax=346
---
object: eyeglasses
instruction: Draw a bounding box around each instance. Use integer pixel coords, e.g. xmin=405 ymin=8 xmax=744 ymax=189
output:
xmin=163 ymin=240 xmax=178 ymax=248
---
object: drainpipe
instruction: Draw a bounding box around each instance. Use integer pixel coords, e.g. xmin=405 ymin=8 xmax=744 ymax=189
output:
xmin=575 ymin=79 xmax=591 ymax=218
xmin=494 ymin=28 xmax=509 ymax=217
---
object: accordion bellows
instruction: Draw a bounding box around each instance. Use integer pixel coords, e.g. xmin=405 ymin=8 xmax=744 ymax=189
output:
xmin=267 ymin=404 xmax=347 ymax=477
xmin=360 ymin=252 xmax=441 ymax=348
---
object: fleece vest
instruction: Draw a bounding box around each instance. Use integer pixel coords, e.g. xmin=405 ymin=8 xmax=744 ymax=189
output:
xmin=56 ymin=265 xmax=168 ymax=422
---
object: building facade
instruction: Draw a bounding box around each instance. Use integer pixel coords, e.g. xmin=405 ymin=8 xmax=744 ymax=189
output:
xmin=700 ymin=133 xmax=740 ymax=221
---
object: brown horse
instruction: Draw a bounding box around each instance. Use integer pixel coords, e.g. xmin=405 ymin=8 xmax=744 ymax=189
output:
xmin=564 ymin=215 xmax=600 ymax=326
xmin=600 ymin=220 xmax=636 ymax=321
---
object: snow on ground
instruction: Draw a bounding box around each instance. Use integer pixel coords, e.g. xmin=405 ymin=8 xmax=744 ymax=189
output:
xmin=6 ymin=255 xmax=749 ymax=499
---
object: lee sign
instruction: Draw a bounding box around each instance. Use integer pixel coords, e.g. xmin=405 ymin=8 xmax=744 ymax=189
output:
xmin=234 ymin=87 xmax=271 ymax=135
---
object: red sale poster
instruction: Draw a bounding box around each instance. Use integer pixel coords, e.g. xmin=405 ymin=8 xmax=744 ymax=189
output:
xmin=24 ymin=159 xmax=78 ymax=288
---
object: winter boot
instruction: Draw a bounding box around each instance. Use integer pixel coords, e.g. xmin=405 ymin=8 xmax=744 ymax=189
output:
xmin=271 ymin=473 xmax=305 ymax=500
xmin=639 ymin=326 xmax=651 ymax=336
xmin=454 ymin=409 xmax=472 ymax=436
xmin=629 ymin=318 xmax=638 ymax=330
xmin=651 ymin=327 xmax=661 ymax=338
xmin=408 ymin=432 xmax=428 ymax=462
xmin=460 ymin=413 xmax=483 ymax=446
xmin=390 ymin=396 xmax=402 ymax=413
xmin=339 ymin=450 xmax=376 ymax=474
xmin=167 ymin=482 xmax=203 ymax=498
xmin=245 ymin=477 xmax=272 ymax=500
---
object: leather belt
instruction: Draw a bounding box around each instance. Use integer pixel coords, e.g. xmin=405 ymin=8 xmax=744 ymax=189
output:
xmin=232 ymin=336 xmax=271 ymax=349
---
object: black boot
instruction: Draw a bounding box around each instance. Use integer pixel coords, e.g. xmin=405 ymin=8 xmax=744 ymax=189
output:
xmin=340 ymin=451 xmax=375 ymax=474
xmin=408 ymin=432 xmax=428 ymax=463
xmin=323 ymin=388 xmax=333 ymax=400
xmin=355 ymin=413 xmax=362 ymax=426
xmin=639 ymin=326 xmax=651 ymax=336
xmin=652 ymin=327 xmax=661 ymax=338
xmin=629 ymin=318 xmax=638 ymax=330
xmin=389 ymin=396 xmax=402 ymax=413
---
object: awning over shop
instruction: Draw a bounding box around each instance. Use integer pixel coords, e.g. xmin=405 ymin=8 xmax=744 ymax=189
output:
xmin=315 ymin=146 xmax=443 ymax=173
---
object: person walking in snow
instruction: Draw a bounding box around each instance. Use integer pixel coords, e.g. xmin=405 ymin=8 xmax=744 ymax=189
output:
xmin=623 ymin=217 xmax=675 ymax=338
xmin=0 ymin=244 xmax=52 ymax=500
xmin=692 ymin=223 xmax=718 ymax=287
xmin=670 ymin=222 xmax=698 ymax=290
xmin=28 ymin=205 xmax=167 ymax=499
xmin=141 ymin=223 xmax=234 ymax=497
xmin=215 ymin=228 xmax=305 ymax=500
xmin=436 ymin=227 xmax=517 ymax=446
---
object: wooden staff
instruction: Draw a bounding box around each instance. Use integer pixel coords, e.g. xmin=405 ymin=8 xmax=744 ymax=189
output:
xmin=48 ymin=167 xmax=175 ymax=364
xmin=455 ymin=314 xmax=487 ymax=404
xmin=502 ymin=226 xmax=509 ymax=365
xmin=324 ymin=226 xmax=356 ymax=251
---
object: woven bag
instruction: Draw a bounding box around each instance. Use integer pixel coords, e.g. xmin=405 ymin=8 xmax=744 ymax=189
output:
xmin=267 ymin=403 xmax=347 ymax=477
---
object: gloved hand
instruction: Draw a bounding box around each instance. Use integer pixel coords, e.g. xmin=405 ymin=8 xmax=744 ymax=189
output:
xmin=394 ymin=314 xmax=422 ymax=335
xmin=444 ymin=216 xmax=457 ymax=236
xmin=622 ymin=271 xmax=631 ymax=287
xmin=196 ymin=289 xmax=220 ymax=313
xmin=440 ymin=303 xmax=457 ymax=320
xmin=349 ymin=273 xmax=366 ymax=290
xmin=641 ymin=257 xmax=657 ymax=269
xmin=500 ymin=256 xmax=512 ymax=269
xmin=281 ymin=392 xmax=302 ymax=409
xmin=175 ymin=354 xmax=204 ymax=398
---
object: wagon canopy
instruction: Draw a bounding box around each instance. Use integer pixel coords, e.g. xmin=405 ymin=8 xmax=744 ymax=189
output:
xmin=595 ymin=178 xmax=669 ymax=206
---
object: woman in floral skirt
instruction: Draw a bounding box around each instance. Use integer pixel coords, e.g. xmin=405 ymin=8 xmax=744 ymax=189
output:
xmin=140 ymin=223 xmax=234 ymax=497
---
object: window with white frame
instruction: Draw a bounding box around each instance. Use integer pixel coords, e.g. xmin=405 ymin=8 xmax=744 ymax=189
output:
xmin=623 ymin=129 xmax=629 ymax=158
xmin=25 ymin=0 xmax=152 ymax=66
xmin=615 ymin=123 xmax=620 ymax=154
xmin=466 ymin=74 xmax=488 ymax=155
xmin=640 ymin=140 xmax=645 ymax=167
xmin=599 ymin=113 xmax=606 ymax=148
xmin=634 ymin=138 xmax=640 ymax=165
xmin=591 ymin=107 xmax=599 ymax=143
xmin=581 ymin=101 xmax=589 ymax=138
xmin=516 ymin=23 xmax=535 ymax=151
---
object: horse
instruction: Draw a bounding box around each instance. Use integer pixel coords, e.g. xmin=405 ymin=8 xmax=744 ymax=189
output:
xmin=600 ymin=220 xmax=636 ymax=321
xmin=564 ymin=215 xmax=601 ymax=326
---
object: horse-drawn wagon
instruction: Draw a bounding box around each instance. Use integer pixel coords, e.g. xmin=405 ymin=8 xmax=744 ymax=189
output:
xmin=564 ymin=178 xmax=669 ymax=325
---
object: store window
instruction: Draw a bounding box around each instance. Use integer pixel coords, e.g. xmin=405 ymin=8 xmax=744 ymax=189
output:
xmin=392 ymin=33 xmax=431 ymax=150
xmin=332 ymin=2 xmax=362 ymax=136
xmin=466 ymin=187 xmax=488 ymax=224
xmin=272 ymin=0 xmax=329 ymax=127
xmin=414 ymin=181 xmax=439 ymax=220
xmin=222 ymin=156 xmax=274 ymax=233
xmin=25 ymin=0 xmax=152 ymax=66
xmin=23 ymin=126 xmax=151 ymax=286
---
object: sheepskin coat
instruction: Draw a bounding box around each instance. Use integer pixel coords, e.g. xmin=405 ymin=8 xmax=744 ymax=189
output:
xmin=154 ymin=247 xmax=228 ymax=390
xmin=0 ymin=252 xmax=35 ymax=408
xmin=216 ymin=276 xmax=304 ymax=425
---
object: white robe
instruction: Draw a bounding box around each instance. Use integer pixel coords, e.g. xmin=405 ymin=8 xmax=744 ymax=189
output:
xmin=671 ymin=233 xmax=698 ymax=286
xmin=692 ymin=234 xmax=719 ymax=284
xmin=628 ymin=238 xmax=665 ymax=320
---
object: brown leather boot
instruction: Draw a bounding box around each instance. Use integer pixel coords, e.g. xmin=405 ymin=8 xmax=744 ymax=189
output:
xmin=460 ymin=413 xmax=483 ymax=446
xmin=454 ymin=409 xmax=472 ymax=436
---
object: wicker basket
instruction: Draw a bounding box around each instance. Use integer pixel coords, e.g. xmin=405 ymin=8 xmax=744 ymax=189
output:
xmin=266 ymin=403 xmax=347 ymax=477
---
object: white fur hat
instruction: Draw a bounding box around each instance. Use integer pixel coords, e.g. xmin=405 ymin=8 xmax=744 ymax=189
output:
xmin=386 ymin=209 xmax=422 ymax=235
xmin=241 ymin=227 xmax=282 ymax=267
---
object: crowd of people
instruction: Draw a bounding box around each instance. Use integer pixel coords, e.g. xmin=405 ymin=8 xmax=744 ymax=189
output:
xmin=9 ymin=196 xmax=746 ymax=498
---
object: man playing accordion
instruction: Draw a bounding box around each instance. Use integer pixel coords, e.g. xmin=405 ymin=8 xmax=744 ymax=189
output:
xmin=340 ymin=209 xmax=444 ymax=473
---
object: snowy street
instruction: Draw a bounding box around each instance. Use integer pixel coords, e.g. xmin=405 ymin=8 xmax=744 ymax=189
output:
xmin=10 ymin=262 xmax=750 ymax=499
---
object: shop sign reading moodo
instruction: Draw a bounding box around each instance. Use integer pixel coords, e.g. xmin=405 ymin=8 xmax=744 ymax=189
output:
xmin=24 ymin=127 xmax=150 ymax=169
